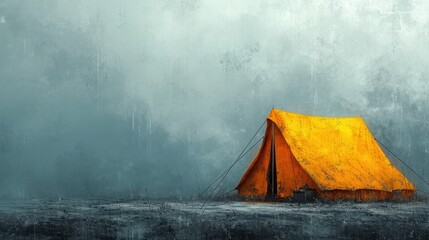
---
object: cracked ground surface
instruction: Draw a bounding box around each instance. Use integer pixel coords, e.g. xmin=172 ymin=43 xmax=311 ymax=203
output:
xmin=0 ymin=199 xmax=428 ymax=239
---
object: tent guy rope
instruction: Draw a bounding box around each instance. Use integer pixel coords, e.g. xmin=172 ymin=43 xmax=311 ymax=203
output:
xmin=375 ymin=138 xmax=429 ymax=187
xmin=200 ymin=120 xmax=266 ymax=208
xmin=199 ymin=120 xmax=266 ymax=197
xmin=201 ymin=136 xmax=264 ymax=208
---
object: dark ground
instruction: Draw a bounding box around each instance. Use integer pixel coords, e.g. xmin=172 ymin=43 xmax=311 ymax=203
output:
xmin=0 ymin=199 xmax=428 ymax=239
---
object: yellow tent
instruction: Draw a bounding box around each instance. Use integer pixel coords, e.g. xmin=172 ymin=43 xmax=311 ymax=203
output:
xmin=236 ymin=109 xmax=414 ymax=201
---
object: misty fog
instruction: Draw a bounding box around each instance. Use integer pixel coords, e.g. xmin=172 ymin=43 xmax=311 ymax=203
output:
xmin=1 ymin=0 xmax=429 ymax=199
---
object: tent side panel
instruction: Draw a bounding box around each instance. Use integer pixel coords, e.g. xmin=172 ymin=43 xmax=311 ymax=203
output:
xmin=236 ymin=122 xmax=273 ymax=197
xmin=274 ymin=124 xmax=320 ymax=198
xmin=319 ymin=189 xmax=414 ymax=201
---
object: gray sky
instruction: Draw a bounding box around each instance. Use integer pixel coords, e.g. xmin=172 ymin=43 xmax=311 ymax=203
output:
xmin=1 ymin=0 xmax=429 ymax=198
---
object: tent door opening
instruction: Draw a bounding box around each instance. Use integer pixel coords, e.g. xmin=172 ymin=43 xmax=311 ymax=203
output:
xmin=266 ymin=124 xmax=277 ymax=199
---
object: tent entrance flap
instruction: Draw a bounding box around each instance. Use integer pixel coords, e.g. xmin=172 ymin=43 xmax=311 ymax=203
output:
xmin=266 ymin=125 xmax=277 ymax=199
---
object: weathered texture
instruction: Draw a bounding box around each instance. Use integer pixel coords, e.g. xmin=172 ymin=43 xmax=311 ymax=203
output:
xmin=237 ymin=109 xmax=414 ymax=200
xmin=0 ymin=199 xmax=428 ymax=240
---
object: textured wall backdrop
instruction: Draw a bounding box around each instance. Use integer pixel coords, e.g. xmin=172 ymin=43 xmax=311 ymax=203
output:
xmin=0 ymin=0 xmax=428 ymax=198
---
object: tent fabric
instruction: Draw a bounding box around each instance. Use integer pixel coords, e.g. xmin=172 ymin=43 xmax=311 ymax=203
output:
xmin=236 ymin=121 xmax=320 ymax=198
xmin=236 ymin=109 xmax=415 ymax=200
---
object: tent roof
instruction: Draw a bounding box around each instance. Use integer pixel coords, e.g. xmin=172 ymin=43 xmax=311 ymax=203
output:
xmin=268 ymin=109 xmax=414 ymax=191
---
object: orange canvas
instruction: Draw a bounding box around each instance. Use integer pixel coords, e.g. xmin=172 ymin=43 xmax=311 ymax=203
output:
xmin=236 ymin=109 xmax=415 ymax=201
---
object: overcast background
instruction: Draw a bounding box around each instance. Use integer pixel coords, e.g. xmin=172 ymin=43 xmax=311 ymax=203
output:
xmin=1 ymin=0 xmax=429 ymax=199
